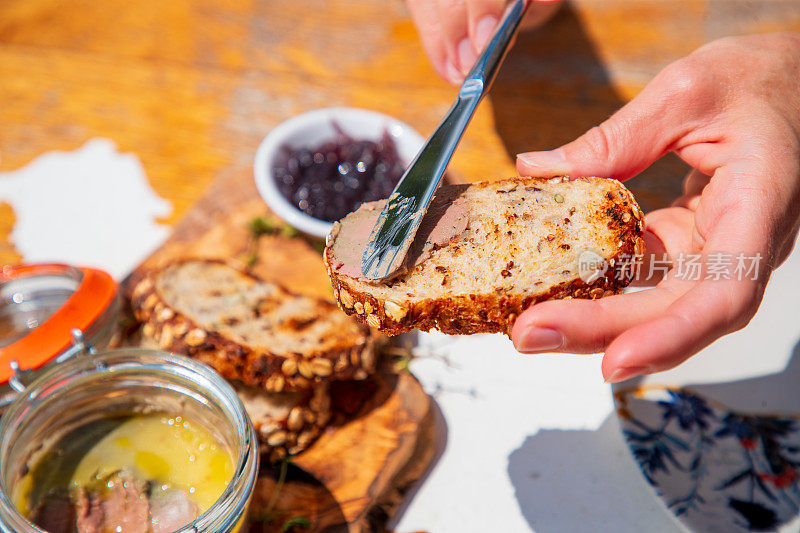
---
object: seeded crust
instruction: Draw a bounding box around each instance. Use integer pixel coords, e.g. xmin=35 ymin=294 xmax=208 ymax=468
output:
xmin=325 ymin=177 xmax=645 ymax=336
xmin=233 ymin=381 xmax=331 ymax=462
xmin=131 ymin=259 xmax=377 ymax=392
xmin=136 ymin=329 xmax=333 ymax=460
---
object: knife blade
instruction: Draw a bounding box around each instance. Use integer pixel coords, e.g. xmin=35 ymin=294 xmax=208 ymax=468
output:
xmin=360 ymin=0 xmax=530 ymax=280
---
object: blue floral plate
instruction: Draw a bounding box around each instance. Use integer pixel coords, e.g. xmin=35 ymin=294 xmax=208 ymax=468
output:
xmin=616 ymin=386 xmax=800 ymax=531
xmin=613 ymin=245 xmax=800 ymax=532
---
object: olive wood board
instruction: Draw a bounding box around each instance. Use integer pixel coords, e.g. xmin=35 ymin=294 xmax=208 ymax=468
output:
xmin=123 ymin=193 xmax=437 ymax=533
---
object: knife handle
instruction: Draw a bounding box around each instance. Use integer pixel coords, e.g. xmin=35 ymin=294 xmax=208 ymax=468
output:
xmin=463 ymin=0 xmax=529 ymax=98
xmin=393 ymin=0 xmax=530 ymax=204
xmin=360 ymin=0 xmax=529 ymax=278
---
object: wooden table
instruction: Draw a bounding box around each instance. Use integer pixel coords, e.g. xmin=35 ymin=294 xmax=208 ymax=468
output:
xmin=2 ymin=3 xmax=800 ymax=530
xmin=1 ymin=0 xmax=799 ymax=265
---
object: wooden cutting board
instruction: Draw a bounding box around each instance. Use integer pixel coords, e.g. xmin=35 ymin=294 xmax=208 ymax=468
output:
xmin=123 ymin=172 xmax=436 ymax=533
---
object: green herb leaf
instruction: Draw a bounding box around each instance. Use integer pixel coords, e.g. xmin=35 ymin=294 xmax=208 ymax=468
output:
xmin=280 ymin=224 xmax=299 ymax=239
xmin=281 ymin=517 xmax=311 ymax=532
xmin=394 ymin=354 xmax=412 ymax=373
xmin=249 ymin=216 xmax=278 ymax=237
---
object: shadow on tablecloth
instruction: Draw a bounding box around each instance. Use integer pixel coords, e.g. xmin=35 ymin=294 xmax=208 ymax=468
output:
xmin=508 ymin=414 xmax=676 ymax=532
xmin=509 ymin=339 xmax=800 ymax=532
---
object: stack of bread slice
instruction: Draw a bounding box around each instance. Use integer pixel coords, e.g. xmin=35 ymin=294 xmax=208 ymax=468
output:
xmin=131 ymin=259 xmax=377 ymax=461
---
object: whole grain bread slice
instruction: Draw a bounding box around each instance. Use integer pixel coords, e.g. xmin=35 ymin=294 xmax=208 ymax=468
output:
xmin=325 ymin=176 xmax=645 ymax=335
xmin=233 ymin=381 xmax=331 ymax=461
xmin=131 ymin=259 xmax=377 ymax=392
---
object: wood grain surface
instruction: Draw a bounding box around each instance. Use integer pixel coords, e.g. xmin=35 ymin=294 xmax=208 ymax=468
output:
xmin=2 ymin=0 xmax=800 ymax=267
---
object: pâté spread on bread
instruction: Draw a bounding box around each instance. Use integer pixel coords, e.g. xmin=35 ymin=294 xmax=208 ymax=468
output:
xmin=327 ymin=186 xmax=470 ymax=281
xmin=325 ymin=176 xmax=645 ymax=336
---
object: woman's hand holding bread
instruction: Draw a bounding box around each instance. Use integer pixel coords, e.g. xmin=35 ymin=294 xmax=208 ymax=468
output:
xmin=512 ymin=33 xmax=800 ymax=382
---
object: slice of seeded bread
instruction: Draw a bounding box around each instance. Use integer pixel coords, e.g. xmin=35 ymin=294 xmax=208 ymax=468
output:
xmin=131 ymin=260 xmax=377 ymax=392
xmin=325 ymin=176 xmax=645 ymax=335
xmin=233 ymin=381 xmax=331 ymax=462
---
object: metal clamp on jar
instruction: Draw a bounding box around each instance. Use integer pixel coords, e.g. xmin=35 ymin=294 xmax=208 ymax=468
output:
xmin=0 ymin=264 xmax=258 ymax=533
xmin=0 ymin=263 xmax=119 ymax=410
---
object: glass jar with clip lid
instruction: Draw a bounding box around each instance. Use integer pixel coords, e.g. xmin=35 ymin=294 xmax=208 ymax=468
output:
xmin=0 ymin=264 xmax=258 ymax=532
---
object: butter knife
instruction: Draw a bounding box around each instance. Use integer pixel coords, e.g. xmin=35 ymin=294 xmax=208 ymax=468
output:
xmin=360 ymin=0 xmax=529 ymax=280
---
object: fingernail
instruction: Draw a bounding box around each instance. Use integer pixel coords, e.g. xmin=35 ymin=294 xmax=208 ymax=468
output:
xmin=444 ymin=60 xmax=464 ymax=85
xmin=474 ymin=15 xmax=499 ymax=52
xmin=605 ymin=366 xmax=649 ymax=383
xmin=516 ymin=327 xmax=563 ymax=353
xmin=517 ymin=149 xmax=569 ymax=174
xmin=456 ymin=37 xmax=477 ymax=74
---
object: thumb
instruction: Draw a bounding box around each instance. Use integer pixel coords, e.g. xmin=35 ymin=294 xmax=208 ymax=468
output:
xmin=517 ymin=63 xmax=705 ymax=180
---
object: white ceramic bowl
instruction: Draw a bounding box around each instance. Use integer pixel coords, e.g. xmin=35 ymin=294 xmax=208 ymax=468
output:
xmin=254 ymin=107 xmax=425 ymax=238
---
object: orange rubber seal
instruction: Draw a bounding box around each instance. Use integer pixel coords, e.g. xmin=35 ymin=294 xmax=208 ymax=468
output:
xmin=0 ymin=264 xmax=116 ymax=383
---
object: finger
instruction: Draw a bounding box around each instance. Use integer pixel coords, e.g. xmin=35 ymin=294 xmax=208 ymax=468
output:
xmin=434 ymin=0 xmax=474 ymax=77
xmin=516 ymin=57 xmax=721 ymax=180
xmin=672 ymin=168 xmax=710 ymax=210
xmin=511 ymin=286 xmax=684 ymax=355
xmin=466 ymin=0 xmax=505 ymax=52
xmin=602 ymin=276 xmax=767 ymax=382
xmin=631 ymin=206 xmax=697 ymax=285
xmin=407 ymin=0 xmax=458 ymax=83
xmin=511 ymin=207 xmax=696 ymax=353
xmin=603 ymin=167 xmax=774 ymax=381
xmin=520 ymin=0 xmax=564 ymax=31
xmin=683 ymin=168 xmax=712 ymax=197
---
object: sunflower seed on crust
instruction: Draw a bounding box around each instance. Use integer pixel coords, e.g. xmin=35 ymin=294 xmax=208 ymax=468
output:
xmin=366 ymin=314 xmax=381 ymax=329
xmin=158 ymin=325 xmax=174 ymax=349
xmin=173 ymin=322 xmax=188 ymax=337
xmin=339 ymin=290 xmax=355 ymax=309
xmin=143 ymin=294 xmax=159 ymax=311
xmin=267 ymin=430 xmax=288 ymax=446
xmin=266 ymin=374 xmax=285 ymax=392
xmin=298 ymin=360 xmax=314 ymax=379
xmin=281 ymin=358 xmax=298 ymax=377
xmin=287 ymin=407 xmax=305 ymax=432
xmin=310 ymin=358 xmax=333 ymax=377
xmin=334 ymin=354 xmax=349 ymax=372
xmin=634 ymin=237 xmax=645 ymax=256
xmin=185 ymin=328 xmax=207 ymax=346
xmin=297 ymin=429 xmax=319 ymax=449
xmin=383 ymin=300 xmax=407 ymax=321
xmin=132 ymin=278 xmax=153 ymax=299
